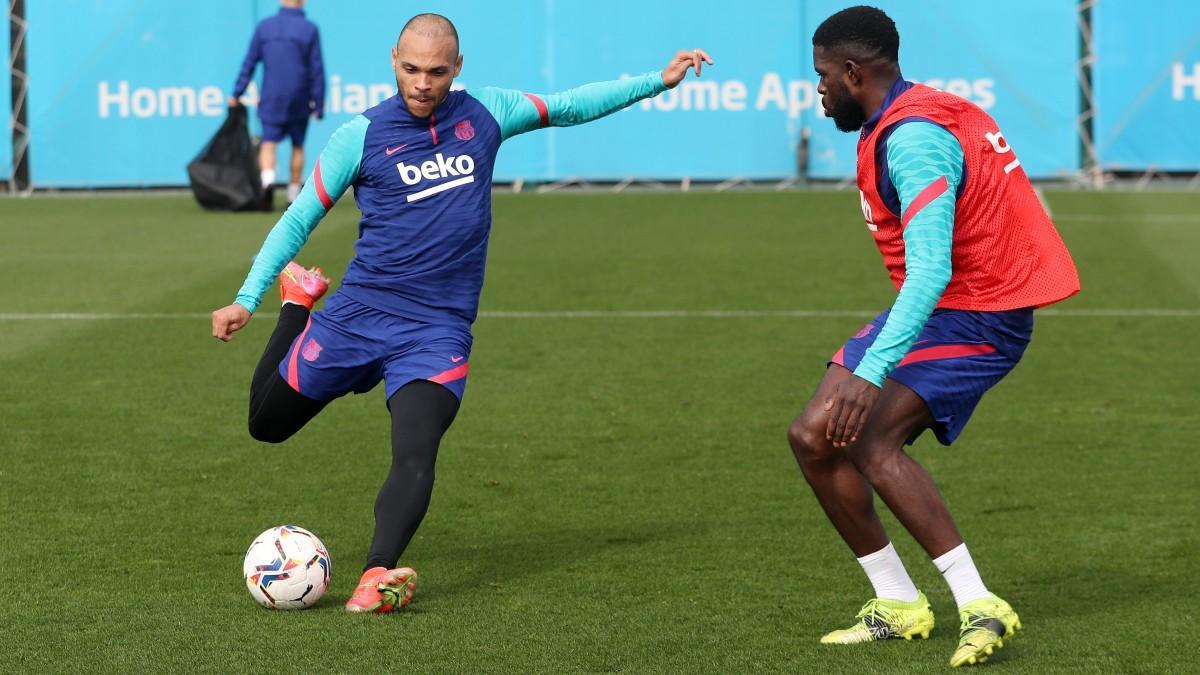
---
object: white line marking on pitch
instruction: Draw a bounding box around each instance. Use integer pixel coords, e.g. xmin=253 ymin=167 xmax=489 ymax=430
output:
xmin=1 ymin=308 xmax=1198 ymax=321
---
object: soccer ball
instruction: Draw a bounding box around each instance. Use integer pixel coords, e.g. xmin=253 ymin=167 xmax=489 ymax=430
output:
xmin=243 ymin=525 xmax=331 ymax=610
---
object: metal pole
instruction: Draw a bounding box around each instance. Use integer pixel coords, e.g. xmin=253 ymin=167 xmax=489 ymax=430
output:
xmin=9 ymin=0 xmax=30 ymax=193
xmin=1077 ymin=0 xmax=1100 ymax=189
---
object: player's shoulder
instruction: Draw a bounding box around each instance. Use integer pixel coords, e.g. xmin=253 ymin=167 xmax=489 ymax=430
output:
xmin=361 ymin=95 xmax=401 ymax=122
xmin=463 ymin=86 xmax=526 ymax=116
xmin=901 ymin=83 xmax=961 ymax=105
xmin=878 ymin=118 xmax=954 ymax=160
xmin=900 ymin=83 xmax=991 ymax=121
xmin=884 ymin=121 xmax=963 ymax=171
xmin=466 ymin=85 xmax=525 ymax=100
xmin=326 ymin=113 xmax=371 ymax=148
xmin=454 ymin=88 xmax=491 ymax=105
xmin=465 ymin=85 xmax=504 ymax=96
xmin=888 ymin=119 xmax=954 ymax=144
xmin=448 ymin=89 xmax=498 ymax=118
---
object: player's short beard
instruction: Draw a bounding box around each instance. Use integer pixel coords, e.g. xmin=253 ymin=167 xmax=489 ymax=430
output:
xmin=829 ymin=92 xmax=867 ymax=132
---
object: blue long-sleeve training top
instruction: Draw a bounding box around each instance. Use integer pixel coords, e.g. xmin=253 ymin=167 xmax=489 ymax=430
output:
xmin=233 ymin=72 xmax=668 ymax=324
xmin=232 ymin=6 xmax=325 ymax=123
xmin=853 ymin=122 xmax=963 ymax=386
xmin=851 ymin=77 xmax=964 ymax=387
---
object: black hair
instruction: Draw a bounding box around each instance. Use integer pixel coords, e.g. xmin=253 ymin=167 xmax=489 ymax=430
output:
xmin=812 ymin=5 xmax=899 ymax=64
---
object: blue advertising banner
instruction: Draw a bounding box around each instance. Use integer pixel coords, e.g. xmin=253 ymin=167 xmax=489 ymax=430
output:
xmin=540 ymin=0 xmax=807 ymax=180
xmin=802 ymin=0 xmax=1080 ymax=179
xmin=26 ymin=1 xmax=1082 ymax=187
xmin=1094 ymin=0 xmax=1200 ymax=171
xmin=26 ymin=1 xmax=260 ymax=186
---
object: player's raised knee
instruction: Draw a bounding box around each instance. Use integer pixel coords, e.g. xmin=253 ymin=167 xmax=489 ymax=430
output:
xmin=788 ymin=415 xmax=837 ymax=463
xmin=247 ymin=415 xmax=293 ymax=444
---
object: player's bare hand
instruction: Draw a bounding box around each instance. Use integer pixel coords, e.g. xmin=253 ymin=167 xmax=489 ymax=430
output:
xmin=227 ymin=96 xmax=240 ymax=108
xmin=662 ymin=48 xmax=713 ymax=89
xmin=824 ymin=375 xmax=881 ymax=448
xmin=212 ymin=303 xmax=252 ymax=342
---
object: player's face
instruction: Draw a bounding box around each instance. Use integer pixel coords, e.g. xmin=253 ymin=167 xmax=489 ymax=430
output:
xmin=392 ymin=32 xmax=463 ymax=118
xmin=813 ymin=46 xmax=867 ymax=132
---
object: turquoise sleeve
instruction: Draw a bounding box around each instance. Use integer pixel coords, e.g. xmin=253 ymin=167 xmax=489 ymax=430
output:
xmin=471 ymin=71 xmax=667 ymax=141
xmin=233 ymin=114 xmax=369 ymax=312
xmin=853 ymin=122 xmax=963 ymax=387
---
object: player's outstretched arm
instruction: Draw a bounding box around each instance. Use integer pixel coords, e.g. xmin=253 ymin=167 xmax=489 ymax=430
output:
xmin=473 ymin=48 xmax=713 ymax=141
xmin=210 ymin=115 xmax=368 ymax=342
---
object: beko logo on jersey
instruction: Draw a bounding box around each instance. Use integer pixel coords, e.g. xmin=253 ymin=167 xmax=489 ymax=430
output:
xmin=396 ymin=153 xmax=477 ymax=203
xmin=396 ymin=153 xmax=475 ymax=185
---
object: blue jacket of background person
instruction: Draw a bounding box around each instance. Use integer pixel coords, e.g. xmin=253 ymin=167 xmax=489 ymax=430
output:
xmin=232 ymin=7 xmax=325 ymax=124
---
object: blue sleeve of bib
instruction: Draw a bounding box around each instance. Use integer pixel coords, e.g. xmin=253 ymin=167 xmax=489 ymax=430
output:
xmin=853 ymin=122 xmax=963 ymax=387
xmin=233 ymin=115 xmax=368 ymax=313
xmin=471 ymin=72 xmax=667 ymax=142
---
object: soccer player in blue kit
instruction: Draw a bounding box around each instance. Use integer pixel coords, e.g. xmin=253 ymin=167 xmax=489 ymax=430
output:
xmin=211 ymin=13 xmax=712 ymax=613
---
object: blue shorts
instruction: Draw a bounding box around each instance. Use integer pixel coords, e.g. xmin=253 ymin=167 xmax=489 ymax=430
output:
xmin=279 ymin=293 xmax=473 ymax=403
xmin=831 ymin=308 xmax=1034 ymax=446
xmin=261 ymin=118 xmax=309 ymax=146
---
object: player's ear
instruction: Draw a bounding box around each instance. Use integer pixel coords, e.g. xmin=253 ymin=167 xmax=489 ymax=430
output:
xmin=391 ymin=45 xmax=400 ymax=68
xmin=844 ymin=59 xmax=862 ymax=88
xmin=453 ymin=54 xmax=463 ymax=78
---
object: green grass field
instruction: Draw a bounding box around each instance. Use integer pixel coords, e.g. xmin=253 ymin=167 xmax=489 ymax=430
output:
xmin=1 ymin=189 xmax=1197 ymax=673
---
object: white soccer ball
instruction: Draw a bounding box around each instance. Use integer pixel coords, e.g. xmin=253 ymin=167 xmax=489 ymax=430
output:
xmin=243 ymin=525 xmax=331 ymax=610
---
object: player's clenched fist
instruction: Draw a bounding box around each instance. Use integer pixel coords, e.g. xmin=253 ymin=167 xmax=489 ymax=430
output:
xmin=662 ymin=49 xmax=713 ymax=89
xmin=212 ymin=303 xmax=252 ymax=342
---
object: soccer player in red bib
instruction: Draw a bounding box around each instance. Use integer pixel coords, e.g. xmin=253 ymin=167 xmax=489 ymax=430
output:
xmin=787 ymin=6 xmax=1079 ymax=667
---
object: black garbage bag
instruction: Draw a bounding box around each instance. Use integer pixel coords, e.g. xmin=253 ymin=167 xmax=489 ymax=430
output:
xmin=187 ymin=105 xmax=264 ymax=211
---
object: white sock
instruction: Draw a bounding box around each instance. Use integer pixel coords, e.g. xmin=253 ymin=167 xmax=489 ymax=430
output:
xmin=857 ymin=542 xmax=920 ymax=602
xmin=260 ymin=168 xmax=276 ymax=188
xmin=933 ymin=543 xmax=991 ymax=607
xmin=286 ymin=183 xmax=301 ymax=202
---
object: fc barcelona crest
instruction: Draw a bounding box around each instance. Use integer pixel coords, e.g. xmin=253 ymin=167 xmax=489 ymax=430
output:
xmin=302 ymin=338 xmax=322 ymax=362
xmin=455 ymin=119 xmax=475 ymax=141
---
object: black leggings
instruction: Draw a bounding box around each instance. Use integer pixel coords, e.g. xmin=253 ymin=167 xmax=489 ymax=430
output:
xmin=247 ymin=304 xmax=327 ymax=443
xmin=247 ymin=303 xmax=461 ymax=570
